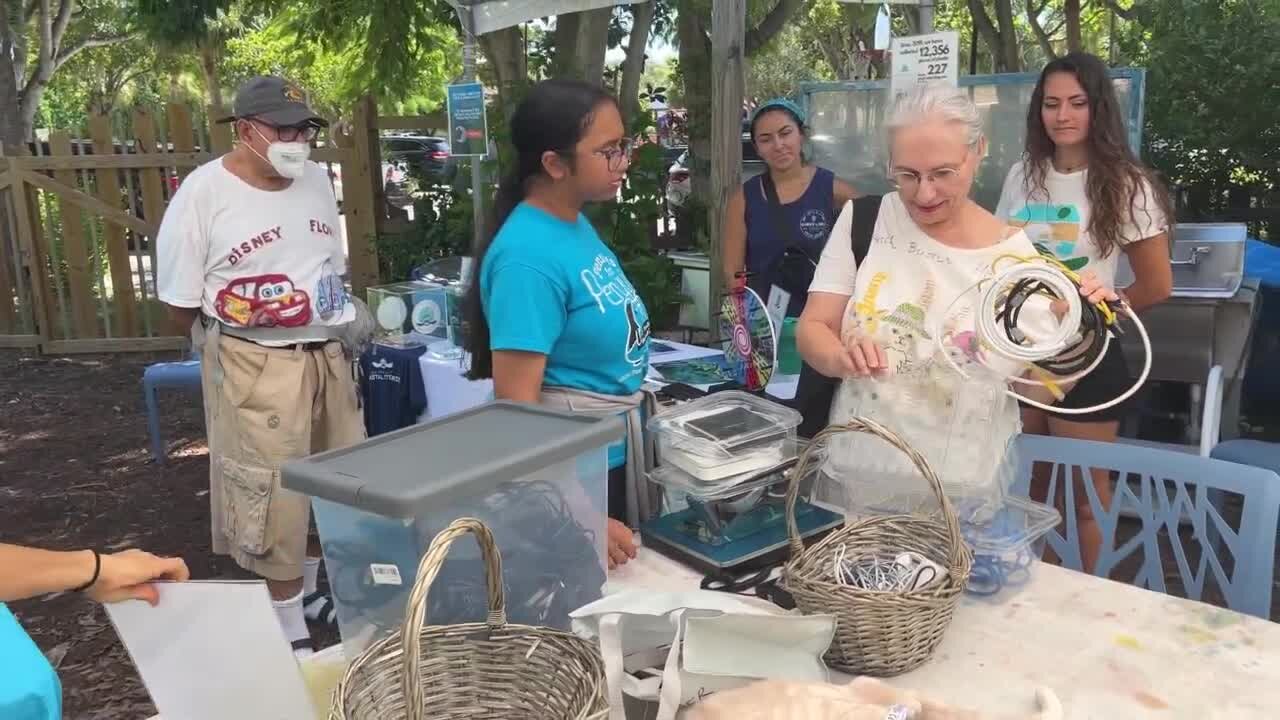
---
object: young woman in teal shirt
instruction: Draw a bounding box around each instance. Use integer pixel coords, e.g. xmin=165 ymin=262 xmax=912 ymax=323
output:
xmin=463 ymin=80 xmax=650 ymax=569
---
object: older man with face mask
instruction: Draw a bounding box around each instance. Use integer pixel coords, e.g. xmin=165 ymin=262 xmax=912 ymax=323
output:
xmin=156 ymin=76 xmax=364 ymax=657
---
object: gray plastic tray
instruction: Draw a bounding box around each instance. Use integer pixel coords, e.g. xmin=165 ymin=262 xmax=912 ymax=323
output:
xmin=281 ymin=401 xmax=624 ymax=518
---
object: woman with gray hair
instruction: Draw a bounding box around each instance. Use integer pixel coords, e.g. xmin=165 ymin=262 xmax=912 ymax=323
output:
xmin=795 ymin=84 xmax=1117 ymax=516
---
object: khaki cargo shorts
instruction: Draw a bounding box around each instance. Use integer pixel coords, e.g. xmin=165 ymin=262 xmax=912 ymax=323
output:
xmin=198 ymin=325 xmax=366 ymax=582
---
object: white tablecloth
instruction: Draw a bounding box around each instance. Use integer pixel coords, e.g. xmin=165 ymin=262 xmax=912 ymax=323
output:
xmin=607 ymin=549 xmax=1280 ymax=718
xmin=417 ymin=340 xmax=798 ymax=422
xmin=210 ymin=546 xmax=1280 ymax=720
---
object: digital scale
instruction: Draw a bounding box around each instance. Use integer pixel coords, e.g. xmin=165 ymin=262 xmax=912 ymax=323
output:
xmin=644 ymin=391 xmax=843 ymax=576
xmin=640 ymin=459 xmax=843 ymax=575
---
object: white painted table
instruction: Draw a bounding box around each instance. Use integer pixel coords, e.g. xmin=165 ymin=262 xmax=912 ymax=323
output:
xmin=154 ymin=548 xmax=1279 ymax=719
xmin=608 ymin=549 xmax=1280 ymax=719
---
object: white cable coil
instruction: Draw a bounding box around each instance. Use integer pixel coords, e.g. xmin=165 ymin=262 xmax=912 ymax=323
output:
xmin=939 ymin=259 xmax=1153 ymax=416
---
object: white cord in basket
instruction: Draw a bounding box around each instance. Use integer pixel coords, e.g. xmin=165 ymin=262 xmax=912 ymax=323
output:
xmin=937 ymin=258 xmax=1152 ymax=417
xmin=832 ymin=546 xmax=946 ymax=592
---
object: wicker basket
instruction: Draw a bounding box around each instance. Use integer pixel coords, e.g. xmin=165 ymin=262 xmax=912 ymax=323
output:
xmin=330 ymin=517 xmax=609 ymax=720
xmin=782 ymin=418 xmax=972 ymax=677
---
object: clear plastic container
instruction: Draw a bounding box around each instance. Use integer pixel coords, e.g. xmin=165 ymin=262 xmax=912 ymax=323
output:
xmin=640 ymin=458 xmax=843 ymax=571
xmin=648 ymin=391 xmax=802 ymax=481
xmin=281 ymin=402 xmax=620 ymax=658
xmin=820 ymin=365 xmax=1020 ymax=525
xmin=366 ymin=280 xmax=461 ymax=344
xmin=961 ymin=496 xmax=1061 ymax=598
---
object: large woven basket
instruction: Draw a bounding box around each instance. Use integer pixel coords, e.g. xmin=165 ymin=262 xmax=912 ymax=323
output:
xmin=782 ymin=418 xmax=972 ymax=677
xmin=331 ymin=517 xmax=609 ymax=720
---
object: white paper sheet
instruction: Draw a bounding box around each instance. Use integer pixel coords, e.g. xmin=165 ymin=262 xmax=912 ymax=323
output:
xmin=106 ymin=581 xmax=318 ymax=720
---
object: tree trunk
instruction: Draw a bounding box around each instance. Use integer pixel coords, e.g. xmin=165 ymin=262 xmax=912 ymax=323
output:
xmin=744 ymin=0 xmax=804 ymax=57
xmin=710 ymin=0 xmax=745 ymax=310
xmin=994 ymin=0 xmax=1021 ymax=72
xmin=0 ymin=66 xmax=23 ymax=151
xmin=677 ymin=0 xmax=711 ymax=240
xmin=552 ymin=13 xmax=582 ymax=78
xmin=1026 ymin=0 xmax=1059 ymax=61
xmin=570 ymin=7 xmax=614 ymax=84
xmin=479 ymin=26 xmax=529 ymax=125
xmin=200 ymin=42 xmax=224 ymax=110
xmin=620 ymin=1 xmax=656 ymax=123
xmin=1065 ymin=0 xmax=1083 ymax=52
xmin=968 ymin=0 xmax=1021 ymax=73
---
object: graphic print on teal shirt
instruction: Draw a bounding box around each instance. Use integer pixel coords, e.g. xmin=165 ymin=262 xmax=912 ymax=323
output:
xmin=481 ymin=203 xmax=652 ymax=398
xmin=1008 ymin=203 xmax=1089 ymax=271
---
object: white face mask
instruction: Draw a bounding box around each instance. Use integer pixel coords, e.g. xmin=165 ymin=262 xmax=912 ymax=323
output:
xmin=248 ymin=124 xmax=311 ymax=179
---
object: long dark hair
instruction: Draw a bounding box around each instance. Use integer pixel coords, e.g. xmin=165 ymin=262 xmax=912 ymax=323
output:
xmin=463 ymin=79 xmax=617 ymax=380
xmin=1024 ymin=51 xmax=1173 ymax=258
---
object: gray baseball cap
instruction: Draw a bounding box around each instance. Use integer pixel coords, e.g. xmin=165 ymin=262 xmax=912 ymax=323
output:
xmin=217 ymin=76 xmax=328 ymax=127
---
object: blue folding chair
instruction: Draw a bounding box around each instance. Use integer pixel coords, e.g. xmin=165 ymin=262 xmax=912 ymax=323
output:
xmin=142 ymin=357 xmax=203 ymax=465
xmin=1010 ymin=434 xmax=1280 ymax=619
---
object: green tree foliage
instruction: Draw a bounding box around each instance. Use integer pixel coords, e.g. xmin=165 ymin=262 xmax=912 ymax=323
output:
xmin=746 ymin=24 xmax=831 ymax=99
xmin=132 ymin=0 xmax=235 ymax=41
xmin=277 ymin=0 xmax=460 ymax=105
xmin=1119 ymin=0 xmax=1280 ymax=234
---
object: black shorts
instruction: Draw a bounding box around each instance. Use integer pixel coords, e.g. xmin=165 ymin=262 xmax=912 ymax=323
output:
xmin=608 ymin=465 xmax=627 ymax=522
xmin=1020 ymin=342 xmax=1138 ymax=423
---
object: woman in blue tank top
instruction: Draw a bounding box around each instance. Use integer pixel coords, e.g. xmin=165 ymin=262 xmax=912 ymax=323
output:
xmin=723 ymin=98 xmax=857 ymax=316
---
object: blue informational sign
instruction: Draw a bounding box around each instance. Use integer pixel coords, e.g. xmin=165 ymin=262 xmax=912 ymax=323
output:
xmin=446 ymin=82 xmax=489 ymax=157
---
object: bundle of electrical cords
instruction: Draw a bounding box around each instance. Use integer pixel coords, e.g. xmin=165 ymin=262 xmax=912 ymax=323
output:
xmin=938 ymin=253 xmax=1152 ymax=416
xmin=965 ymin=547 xmax=1035 ymax=598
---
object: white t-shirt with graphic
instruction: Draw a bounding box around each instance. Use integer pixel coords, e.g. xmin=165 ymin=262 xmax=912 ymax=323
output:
xmin=995 ymin=161 xmax=1168 ymax=287
xmin=156 ymin=158 xmax=353 ymax=342
xmin=809 ymin=193 xmax=1057 ymax=519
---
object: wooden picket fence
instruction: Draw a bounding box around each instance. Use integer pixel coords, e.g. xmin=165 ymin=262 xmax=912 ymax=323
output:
xmin=0 ymin=96 xmax=392 ymax=354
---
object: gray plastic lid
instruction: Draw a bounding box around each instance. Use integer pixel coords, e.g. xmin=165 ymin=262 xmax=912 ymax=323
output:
xmin=281 ymin=401 xmax=624 ymax=518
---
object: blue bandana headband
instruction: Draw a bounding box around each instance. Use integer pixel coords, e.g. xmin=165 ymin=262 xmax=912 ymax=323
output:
xmin=750 ymin=98 xmax=807 ymax=128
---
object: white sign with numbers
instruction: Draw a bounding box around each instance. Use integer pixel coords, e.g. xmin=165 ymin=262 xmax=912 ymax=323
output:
xmin=889 ymin=31 xmax=960 ymax=97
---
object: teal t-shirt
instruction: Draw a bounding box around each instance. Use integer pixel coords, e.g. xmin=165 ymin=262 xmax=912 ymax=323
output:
xmin=0 ymin=604 xmax=61 ymax=720
xmin=481 ymin=203 xmax=652 ymax=466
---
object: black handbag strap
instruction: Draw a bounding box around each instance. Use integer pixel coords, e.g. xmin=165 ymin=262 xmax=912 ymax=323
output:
xmin=793 ymin=193 xmax=882 ymax=439
xmin=850 ymin=193 xmax=881 ymax=266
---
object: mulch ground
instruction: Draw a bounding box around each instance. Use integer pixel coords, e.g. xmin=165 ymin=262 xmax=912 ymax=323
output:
xmin=0 ymin=349 xmax=335 ymax=720
xmin=1 ymin=347 xmax=1276 ymax=718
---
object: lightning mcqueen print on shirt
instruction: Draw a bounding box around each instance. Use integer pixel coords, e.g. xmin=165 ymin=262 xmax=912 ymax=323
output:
xmin=214 ymin=273 xmax=313 ymax=328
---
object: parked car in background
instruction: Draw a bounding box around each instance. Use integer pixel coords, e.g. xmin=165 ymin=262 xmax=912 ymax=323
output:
xmin=665 ymin=135 xmax=766 ymax=210
xmin=382 ymin=134 xmax=456 ymax=186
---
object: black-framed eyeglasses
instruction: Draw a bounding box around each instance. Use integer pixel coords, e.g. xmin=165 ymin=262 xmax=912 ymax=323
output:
xmin=595 ymin=138 xmax=633 ymax=172
xmin=247 ymin=119 xmax=320 ymax=143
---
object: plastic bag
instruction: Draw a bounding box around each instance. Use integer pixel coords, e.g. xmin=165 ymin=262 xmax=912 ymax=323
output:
xmin=819 ymin=362 xmax=1020 ymax=524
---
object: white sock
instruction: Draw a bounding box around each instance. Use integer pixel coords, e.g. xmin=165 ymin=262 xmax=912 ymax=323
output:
xmin=303 ymin=557 xmax=321 ymax=597
xmin=272 ymin=591 xmax=313 ymax=658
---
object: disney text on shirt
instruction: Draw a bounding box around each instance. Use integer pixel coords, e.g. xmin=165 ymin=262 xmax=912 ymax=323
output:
xmin=227 ymin=226 xmax=283 ymax=265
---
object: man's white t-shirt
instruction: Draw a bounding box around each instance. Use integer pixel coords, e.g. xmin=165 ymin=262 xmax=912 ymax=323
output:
xmin=995 ymin=161 xmax=1168 ymax=287
xmin=155 ymin=158 xmax=354 ymax=342
xmin=809 ymin=193 xmax=1057 ymax=519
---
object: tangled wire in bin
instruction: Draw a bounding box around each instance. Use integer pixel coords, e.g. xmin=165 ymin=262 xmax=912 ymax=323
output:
xmin=323 ymin=479 xmax=605 ymax=635
xmin=965 ymin=547 xmax=1036 ymax=598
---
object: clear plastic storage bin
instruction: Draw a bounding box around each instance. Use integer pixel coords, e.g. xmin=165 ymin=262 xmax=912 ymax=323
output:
xmin=647 ymin=391 xmax=802 ymax=482
xmin=281 ymin=402 xmax=620 ymax=657
xmin=961 ymin=496 xmax=1060 ymax=598
xmin=366 ymin=280 xmax=461 ymax=344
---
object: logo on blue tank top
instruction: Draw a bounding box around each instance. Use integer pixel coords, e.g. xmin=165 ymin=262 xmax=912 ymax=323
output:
xmin=799 ymin=208 xmax=829 ymax=241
